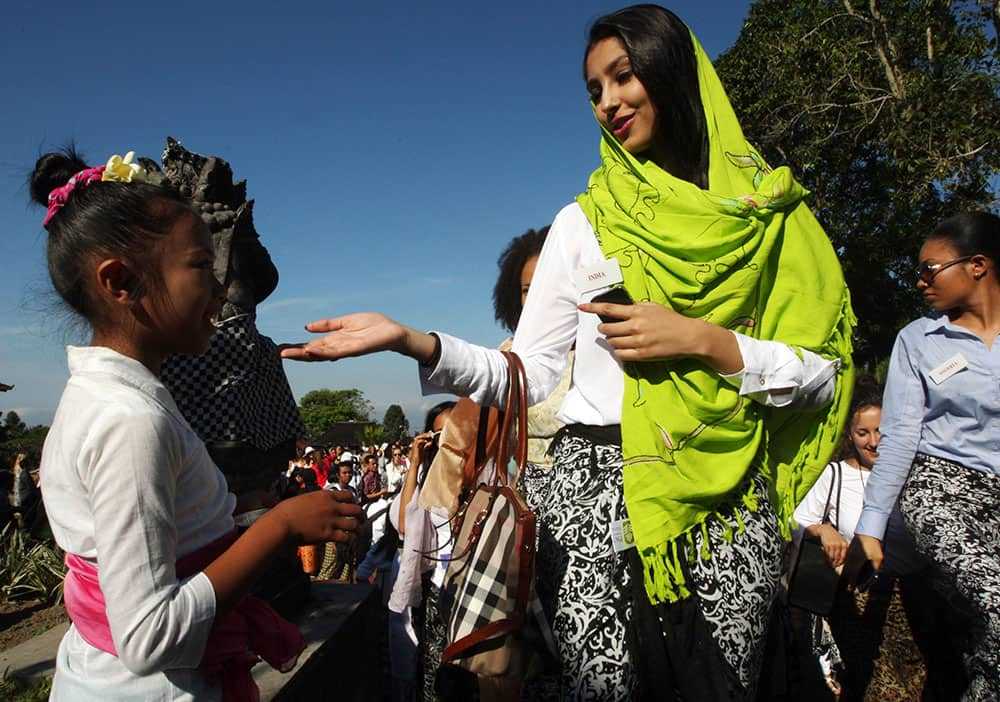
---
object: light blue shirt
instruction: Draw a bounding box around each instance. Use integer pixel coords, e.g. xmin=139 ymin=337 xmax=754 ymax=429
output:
xmin=856 ymin=314 xmax=1000 ymax=539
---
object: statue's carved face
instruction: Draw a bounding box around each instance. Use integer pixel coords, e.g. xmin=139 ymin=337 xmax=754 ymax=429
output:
xmin=227 ymin=233 xmax=278 ymax=305
xmin=159 ymin=138 xmax=281 ymax=314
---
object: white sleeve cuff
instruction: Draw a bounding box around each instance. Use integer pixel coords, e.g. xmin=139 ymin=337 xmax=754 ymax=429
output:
xmin=176 ymin=571 xmax=217 ymax=666
xmin=728 ymin=333 xmax=838 ymax=409
xmin=418 ymin=332 xmax=508 ymax=408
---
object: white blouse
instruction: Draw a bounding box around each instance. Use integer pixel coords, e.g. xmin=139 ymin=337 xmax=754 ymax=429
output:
xmin=793 ymin=460 xmax=870 ymax=544
xmin=422 ymin=202 xmax=837 ymax=419
xmin=43 ymin=346 xmax=235 ymax=701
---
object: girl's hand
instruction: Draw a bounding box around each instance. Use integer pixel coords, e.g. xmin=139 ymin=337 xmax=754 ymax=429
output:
xmin=279 ymin=313 xmax=437 ymax=363
xmin=408 ymin=431 xmax=437 ymax=468
xmin=398 ymin=431 xmax=437 ymax=535
xmin=817 ymin=524 xmax=850 ymax=568
xmin=577 ymin=301 xmax=743 ymax=374
xmin=275 ymin=489 xmax=362 ymax=545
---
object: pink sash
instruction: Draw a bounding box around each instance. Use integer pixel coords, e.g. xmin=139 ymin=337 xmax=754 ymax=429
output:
xmin=64 ymin=529 xmax=306 ymax=702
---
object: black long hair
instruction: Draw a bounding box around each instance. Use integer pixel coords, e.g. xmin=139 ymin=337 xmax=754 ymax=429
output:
xmin=29 ymin=147 xmax=191 ymax=325
xmin=584 ymin=4 xmax=709 ymax=189
xmin=928 ymin=212 xmax=1000 ymax=272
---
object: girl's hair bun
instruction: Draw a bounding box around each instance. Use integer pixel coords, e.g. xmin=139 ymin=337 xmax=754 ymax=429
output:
xmin=30 ymin=147 xmax=89 ymax=207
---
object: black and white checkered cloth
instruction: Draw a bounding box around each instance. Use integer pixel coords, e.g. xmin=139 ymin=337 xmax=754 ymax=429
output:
xmin=160 ymin=313 xmax=305 ymax=450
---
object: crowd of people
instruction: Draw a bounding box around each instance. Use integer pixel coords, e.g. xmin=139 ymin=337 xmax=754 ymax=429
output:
xmin=17 ymin=2 xmax=999 ymax=701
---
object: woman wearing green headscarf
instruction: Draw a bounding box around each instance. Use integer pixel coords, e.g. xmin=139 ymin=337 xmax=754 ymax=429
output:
xmin=284 ymin=5 xmax=854 ymax=700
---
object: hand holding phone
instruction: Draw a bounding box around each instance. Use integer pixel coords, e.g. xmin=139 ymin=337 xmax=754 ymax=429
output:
xmin=591 ymin=286 xmax=634 ymax=323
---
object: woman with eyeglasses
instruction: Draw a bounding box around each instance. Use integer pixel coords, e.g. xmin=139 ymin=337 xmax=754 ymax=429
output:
xmin=851 ymin=211 xmax=1000 ymax=699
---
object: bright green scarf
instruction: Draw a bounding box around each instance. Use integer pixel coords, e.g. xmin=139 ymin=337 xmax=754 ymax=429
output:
xmin=576 ymin=34 xmax=856 ymax=605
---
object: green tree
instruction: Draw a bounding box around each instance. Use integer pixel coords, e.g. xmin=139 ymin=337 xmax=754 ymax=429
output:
xmin=3 ymin=411 xmax=27 ymax=440
xmin=298 ymin=389 xmax=372 ymax=438
xmin=1 ymin=413 xmax=49 ymax=466
xmin=362 ymin=423 xmax=387 ymax=447
xmin=382 ymin=404 xmax=410 ymax=441
xmin=716 ymin=0 xmax=1000 ymax=368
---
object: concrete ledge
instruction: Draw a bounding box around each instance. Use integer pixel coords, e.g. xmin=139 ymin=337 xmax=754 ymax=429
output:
xmin=258 ymin=582 xmax=382 ymax=701
xmin=1 ymin=583 xmax=382 ymax=701
xmin=0 ymin=621 xmax=68 ymax=680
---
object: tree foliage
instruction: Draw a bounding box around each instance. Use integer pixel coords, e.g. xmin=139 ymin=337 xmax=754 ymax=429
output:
xmin=3 ymin=412 xmax=27 ymax=441
xmin=716 ymin=0 xmax=999 ymax=368
xmin=298 ymin=389 xmax=372 ymax=438
xmin=1 ymin=411 xmax=48 ymax=460
xmin=362 ymin=423 xmax=388 ymax=447
xmin=382 ymin=404 xmax=410 ymax=442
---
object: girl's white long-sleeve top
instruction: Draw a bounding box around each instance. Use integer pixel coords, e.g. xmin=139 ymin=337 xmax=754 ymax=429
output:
xmin=43 ymin=345 xmax=235 ymax=701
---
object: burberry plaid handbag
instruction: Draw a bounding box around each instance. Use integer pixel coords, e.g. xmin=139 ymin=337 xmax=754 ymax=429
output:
xmin=438 ymin=351 xmax=552 ymax=679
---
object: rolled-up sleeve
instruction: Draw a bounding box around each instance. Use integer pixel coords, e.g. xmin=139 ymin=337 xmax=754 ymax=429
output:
xmin=721 ymin=332 xmax=838 ymax=409
xmin=82 ymin=410 xmax=216 ymax=675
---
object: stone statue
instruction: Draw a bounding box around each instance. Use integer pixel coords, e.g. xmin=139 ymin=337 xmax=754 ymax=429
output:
xmin=150 ymin=138 xmax=305 ymax=496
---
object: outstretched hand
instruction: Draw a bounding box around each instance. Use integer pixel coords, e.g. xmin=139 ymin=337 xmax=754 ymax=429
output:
xmin=279 ymin=312 xmax=411 ymax=362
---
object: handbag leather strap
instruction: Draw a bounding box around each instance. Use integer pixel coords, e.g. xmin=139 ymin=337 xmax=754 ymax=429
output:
xmin=820 ymin=460 xmax=842 ymax=530
xmin=494 ymin=351 xmax=528 ymax=488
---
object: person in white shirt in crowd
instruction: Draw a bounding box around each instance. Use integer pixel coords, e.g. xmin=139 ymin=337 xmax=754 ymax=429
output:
xmin=794 ymin=382 xmax=926 ymax=699
xmin=385 ymin=445 xmax=409 ymax=495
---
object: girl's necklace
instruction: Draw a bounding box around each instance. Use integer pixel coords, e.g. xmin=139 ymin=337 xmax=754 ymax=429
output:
xmin=847 ymin=458 xmax=869 ymax=491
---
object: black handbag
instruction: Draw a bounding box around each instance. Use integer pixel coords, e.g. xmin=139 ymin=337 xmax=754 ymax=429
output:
xmin=787 ymin=462 xmax=843 ymax=615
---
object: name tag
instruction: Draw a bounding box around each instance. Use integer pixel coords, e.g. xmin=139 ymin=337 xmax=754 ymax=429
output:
xmin=610 ymin=518 xmax=636 ymax=553
xmin=929 ymin=353 xmax=968 ymax=384
xmin=574 ymin=259 xmax=624 ymax=294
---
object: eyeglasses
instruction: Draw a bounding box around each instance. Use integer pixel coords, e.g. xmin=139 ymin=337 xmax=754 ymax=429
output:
xmin=916 ymin=256 xmax=972 ymax=284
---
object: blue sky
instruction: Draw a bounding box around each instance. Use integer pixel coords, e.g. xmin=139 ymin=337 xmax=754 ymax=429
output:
xmin=1 ymin=0 xmax=752 ymax=431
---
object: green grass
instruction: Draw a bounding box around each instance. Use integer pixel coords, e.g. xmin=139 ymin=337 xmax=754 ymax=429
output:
xmin=0 ymin=676 xmax=53 ymax=702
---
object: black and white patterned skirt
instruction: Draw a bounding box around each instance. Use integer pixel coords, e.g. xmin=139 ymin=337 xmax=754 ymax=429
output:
xmin=629 ymin=472 xmax=783 ymax=701
xmin=523 ymin=427 xmax=784 ymax=702
xmin=899 ymin=452 xmax=1000 ymax=701
xmin=523 ymin=426 xmax=637 ymax=701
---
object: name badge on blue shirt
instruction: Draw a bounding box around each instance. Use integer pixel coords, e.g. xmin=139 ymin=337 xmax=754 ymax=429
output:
xmin=929 ymin=353 xmax=968 ymax=384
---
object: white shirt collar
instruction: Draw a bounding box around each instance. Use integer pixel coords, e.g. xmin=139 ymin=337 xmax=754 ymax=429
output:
xmin=66 ymin=345 xmax=185 ymax=423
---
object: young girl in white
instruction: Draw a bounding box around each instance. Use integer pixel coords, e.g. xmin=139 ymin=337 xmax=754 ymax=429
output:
xmin=31 ymin=148 xmax=361 ymax=701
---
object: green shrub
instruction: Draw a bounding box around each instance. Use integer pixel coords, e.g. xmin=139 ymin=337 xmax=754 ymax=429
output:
xmin=0 ymin=522 xmax=64 ymax=603
xmin=0 ymin=676 xmax=53 ymax=702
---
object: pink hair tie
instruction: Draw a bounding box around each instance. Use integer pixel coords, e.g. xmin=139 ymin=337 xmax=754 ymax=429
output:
xmin=42 ymin=165 xmax=106 ymax=227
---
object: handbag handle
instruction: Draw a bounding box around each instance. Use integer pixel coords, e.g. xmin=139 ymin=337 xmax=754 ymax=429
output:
xmin=820 ymin=460 xmax=842 ymax=530
xmin=493 ymin=351 xmax=528 ymax=488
